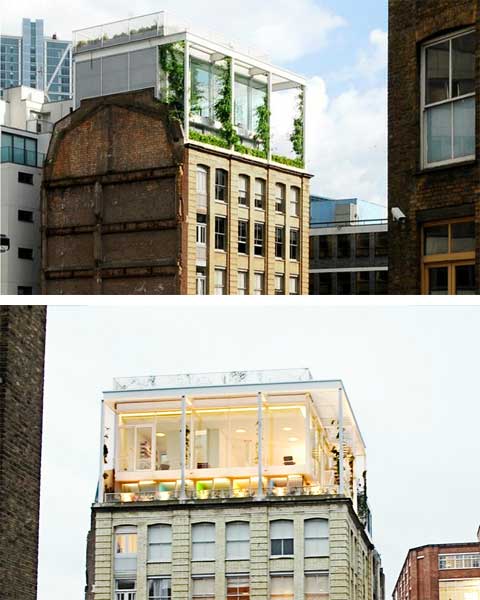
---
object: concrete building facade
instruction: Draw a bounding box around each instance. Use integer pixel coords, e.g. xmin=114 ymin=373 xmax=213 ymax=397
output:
xmin=0 ymin=305 xmax=47 ymax=600
xmin=86 ymin=369 xmax=384 ymax=600
xmin=388 ymin=0 xmax=479 ymax=294
xmin=393 ymin=536 xmax=480 ymax=600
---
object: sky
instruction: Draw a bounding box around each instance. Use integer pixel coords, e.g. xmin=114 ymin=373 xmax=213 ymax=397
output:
xmin=1 ymin=0 xmax=388 ymax=207
xmin=39 ymin=303 xmax=480 ymax=600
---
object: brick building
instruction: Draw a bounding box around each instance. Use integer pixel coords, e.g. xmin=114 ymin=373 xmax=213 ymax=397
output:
xmin=41 ymin=13 xmax=311 ymax=295
xmin=0 ymin=306 xmax=47 ymax=600
xmin=393 ymin=534 xmax=480 ymax=600
xmin=85 ymin=369 xmax=384 ymax=600
xmin=388 ymin=0 xmax=479 ymax=294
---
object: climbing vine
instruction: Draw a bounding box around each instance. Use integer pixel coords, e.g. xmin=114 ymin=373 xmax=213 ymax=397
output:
xmin=159 ymin=42 xmax=185 ymax=121
xmin=214 ymin=57 xmax=239 ymax=147
xmin=255 ymin=92 xmax=271 ymax=155
xmin=290 ymin=89 xmax=305 ymax=164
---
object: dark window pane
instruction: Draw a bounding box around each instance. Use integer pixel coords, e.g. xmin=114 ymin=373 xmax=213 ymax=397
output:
xmin=375 ymin=232 xmax=388 ymax=257
xmin=271 ymin=539 xmax=282 ymax=555
xmin=356 ymin=272 xmax=370 ymax=294
xmin=337 ymin=235 xmax=351 ymax=259
xmin=275 ymin=227 xmax=285 ymax=259
xmin=337 ymin=272 xmax=352 ymax=295
xmin=426 ymin=40 xmax=450 ymax=104
xmin=456 ymin=264 xmax=475 ymax=295
xmin=424 ymin=225 xmax=448 ymax=255
xmin=238 ymin=221 xmax=248 ymax=254
xmin=452 ymin=32 xmax=475 ymax=97
xmin=215 ymin=170 xmax=228 ymax=202
xmin=318 ymin=236 xmax=334 ymax=259
xmin=375 ymin=271 xmax=388 ymax=294
xmin=356 ymin=233 xmax=370 ymax=258
xmin=451 ymin=221 xmax=475 ymax=253
xmin=429 ymin=267 xmax=449 ymax=295
xmin=317 ymin=273 xmax=333 ymax=295
xmin=215 ymin=217 xmax=227 ymax=250
xmin=254 ymin=223 xmax=265 ymax=256
xmin=283 ymin=538 xmax=294 ymax=555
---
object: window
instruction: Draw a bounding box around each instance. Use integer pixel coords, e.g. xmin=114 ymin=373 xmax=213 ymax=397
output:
xmin=290 ymin=186 xmax=300 ymax=217
xmin=337 ymin=273 xmax=352 ymax=295
xmin=374 ymin=231 xmax=388 ymax=257
xmin=115 ymin=579 xmax=136 ymax=600
xmin=197 ymin=267 xmax=207 ymax=295
xmin=356 ymin=272 xmax=370 ymax=295
xmin=304 ymin=519 xmax=329 ymax=557
xmin=191 ymin=59 xmax=223 ymax=119
xmin=275 ymin=227 xmax=285 ymax=259
xmin=254 ymin=223 xmax=265 ymax=256
xmin=289 ymin=276 xmax=299 ymax=295
xmin=18 ymin=209 xmax=34 ymax=223
xmin=148 ymin=579 xmax=171 ymax=600
xmin=422 ymin=30 xmax=475 ymax=167
xmin=17 ymin=286 xmax=33 ymax=295
xmin=305 ymin=573 xmax=329 ymax=600
xmin=235 ymin=75 xmax=267 ymax=132
xmin=439 ymin=553 xmax=480 ymax=569
xmin=115 ymin=526 xmax=137 ymax=573
xmin=337 ymin=235 xmax=351 ymax=259
xmin=215 ymin=169 xmax=228 ymax=202
xmin=275 ymin=183 xmax=286 ymax=213
xmin=148 ymin=525 xmax=172 ymax=563
xmin=270 ymin=575 xmax=294 ymax=600
xmin=215 ymin=217 xmax=227 ymax=251
xmin=270 ymin=520 xmax=294 ymax=556
xmin=439 ymin=579 xmax=480 ymax=600
xmin=18 ymin=171 xmax=34 ymax=185
xmin=238 ymin=175 xmax=249 ymax=206
xmin=255 ymin=178 xmax=266 ymax=210
xmin=197 ymin=166 xmax=208 ymax=209
xmin=192 ymin=576 xmax=215 ymax=600
xmin=238 ymin=220 xmax=249 ymax=254
xmin=227 ymin=576 xmax=250 ymax=600
xmin=275 ymin=274 xmax=285 ymax=295
xmin=289 ymin=229 xmax=300 ymax=261
xmin=318 ymin=237 xmax=334 ymax=259
xmin=238 ymin=271 xmax=248 ymax=295
xmin=196 ymin=214 xmax=207 ymax=245
xmin=422 ymin=219 xmax=476 ymax=294
xmin=356 ymin=233 xmax=370 ymax=258
xmin=214 ymin=269 xmax=226 ymax=295
xmin=254 ymin=272 xmax=265 ymax=295
xmin=226 ymin=522 xmax=250 ymax=560
xmin=18 ymin=247 xmax=33 ymax=260
xmin=2 ymin=132 xmax=38 ymax=166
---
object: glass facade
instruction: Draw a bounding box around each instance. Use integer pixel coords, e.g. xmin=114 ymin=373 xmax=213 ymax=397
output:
xmin=1 ymin=132 xmax=41 ymax=166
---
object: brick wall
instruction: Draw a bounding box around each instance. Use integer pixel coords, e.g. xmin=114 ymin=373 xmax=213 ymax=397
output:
xmin=0 ymin=306 xmax=46 ymax=600
xmin=388 ymin=0 xmax=479 ymax=294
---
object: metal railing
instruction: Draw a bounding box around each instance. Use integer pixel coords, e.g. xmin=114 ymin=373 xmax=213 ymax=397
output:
xmin=311 ymin=218 xmax=388 ymax=229
xmin=0 ymin=146 xmax=45 ymax=168
xmin=103 ymin=484 xmax=339 ymax=504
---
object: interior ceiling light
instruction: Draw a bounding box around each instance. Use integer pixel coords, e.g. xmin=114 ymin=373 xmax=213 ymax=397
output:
xmin=156 ymin=433 xmax=166 ymax=437
xmin=283 ymin=427 xmax=293 ymax=432
xmin=288 ymin=437 xmax=298 ymax=442
xmin=236 ymin=428 xmax=247 ymax=433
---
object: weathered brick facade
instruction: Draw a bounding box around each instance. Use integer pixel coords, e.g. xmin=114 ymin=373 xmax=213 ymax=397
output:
xmin=388 ymin=0 xmax=480 ymax=294
xmin=0 ymin=306 xmax=47 ymax=600
xmin=42 ymin=89 xmax=311 ymax=295
xmin=393 ymin=541 xmax=480 ymax=600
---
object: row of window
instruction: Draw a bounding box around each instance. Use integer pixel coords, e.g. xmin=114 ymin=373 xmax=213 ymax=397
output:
xmin=198 ymin=268 xmax=300 ymax=295
xmin=310 ymin=232 xmax=388 ymax=261
xmin=197 ymin=216 xmax=300 ymax=259
xmin=310 ymin=271 xmax=388 ymax=295
xmin=115 ymin=572 xmax=328 ymax=600
xmin=197 ymin=166 xmax=301 ymax=215
xmin=115 ymin=519 xmax=329 ymax=564
xmin=439 ymin=553 xmax=480 ymax=570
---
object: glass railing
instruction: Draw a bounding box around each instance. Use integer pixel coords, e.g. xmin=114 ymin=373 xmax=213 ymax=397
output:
xmin=1 ymin=146 xmax=45 ymax=168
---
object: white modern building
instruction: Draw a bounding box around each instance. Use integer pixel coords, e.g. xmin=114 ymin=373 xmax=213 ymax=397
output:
xmin=0 ymin=86 xmax=71 ymax=294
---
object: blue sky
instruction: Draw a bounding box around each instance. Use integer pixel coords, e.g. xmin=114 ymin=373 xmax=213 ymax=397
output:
xmin=3 ymin=0 xmax=389 ymax=207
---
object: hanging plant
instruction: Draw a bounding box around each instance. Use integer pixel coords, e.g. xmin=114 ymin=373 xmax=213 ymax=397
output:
xmin=159 ymin=42 xmax=185 ymax=121
xmin=214 ymin=57 xmax=239 ymax=148
xmin=290 ymin=89 xmax=305 ymax=163
xmin=255 ymin=92 xmax=271 ymax=155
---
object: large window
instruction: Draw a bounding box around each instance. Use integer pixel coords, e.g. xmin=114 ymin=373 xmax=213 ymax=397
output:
xmin=290 ymin=229 xmax=300 ymax=261
xmin=290 ymin=186 xmax=300 ymax=217
xmin=238 ymin=221 xmax=249 ymax=254
xmin=375 ymin=271 xmax=388 ymax=295
xmin=275 ymin=274 xmax=285 ymax=295
xmin=275 ymin=184 xmax=286 ymax=213
xmin=215 ymin=269 xmax=226 ymax=295
xmin=337 ymin=235 xmax=351 ymax=259
xmin=304 ymin=519 xmax=329 ymax=557
xmin=270 ymin=520 xmax=294 ymax=557
xmin=275 ymin=227 xmax=285 ymax=259
xmin=439 ymin=579 xmax=480 ymax=600
xmin=289 ymin=276 xmax=299 ymax=295
xmin=1 ymin=132 xmax=38 ymax=166
xmin=255 ymin=178 xmax=266 ymax=210
xmin=227 ymin=576 xmax=250 ymax=600
xmin=238 ymin=271 xmax=248 ymax=295
xmin=337 ymin=273 xmax=352 ymax=295
xmin=192 ymin=523 xmax=215 ymax=561
xmin=423 ymin=219 xmax=476 ymax=294
xmin=148 ymin=525 xmax=172 ymax=563
xmin=254 ymin=223 xmax=265 ymax=257
xmin=148 ymin=578 xmax=171 ymax=600
xmin=374 ymin=231 xmax=388 ymax=257
xmin=270 ymin=575 xmax=294 ymax=600
xmin=305 ymin=573 xmax=329 ymax=600
xmin=356 ymin=233 xmax=370 ymax=258
xmin=422 ymin=30 xmax=476 ymax=167
xmin=254 ymin=272 xmax=265 ymax=295
xmin=197 ymin=166 xmax=208 ymax=209
xmin=226 ymin=522 xmax=250 ymax=560
xmin=215 ymin=217 xmax=227 ymax=251
xmin=318 ymin=237 xmax=334 ymax=259
xmin=238 ymin=175 xmax=249 ymax=207
xmin=197 ymin=268 xmax=206 ymax=294
xmin=115 ymin=579 xmax=136 ymax=600
xmin=191 ymin=60 xmax=222 ymax=120
xmin=439 ymin=554 xmax=480 ymax=569
xmin=215 ymin=169 xmax=228 ymax=203
xmin=192 ymin=577 xmax=215 ymax=600
xmin=197 ymin=215 xmax=207 ymax=246
xmin=235 ymin=75 xmax=267 ymax=133
xmin=356 ymin=272 xmax=370 ymax=295
xmin=115 ymin=527 xmax=137 ymax=573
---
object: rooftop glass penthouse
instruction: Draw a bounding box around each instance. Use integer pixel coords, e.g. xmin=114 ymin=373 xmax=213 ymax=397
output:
xmin=99 ymin=369 xmax=370 ymax=529
xmin=73 ymin=12 xmax=306 ymax=168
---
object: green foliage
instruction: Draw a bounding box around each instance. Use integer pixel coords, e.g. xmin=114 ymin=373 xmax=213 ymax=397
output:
xmin=190 ymin=69 xmax=203 ymax=117
xmin=290 ymin=89 xmax=305 ymax=162
xmin=272 ymin=154 xmax=305 ymax=169
xmin=255 ymin=93 xmax=271 ymax=154
xmin=214 ymin=58 xmax=239 ymax=147
xmin=234 ymin=143 xmax=268 ymax=160
xmin=189 ymin=129 xmax=230 ymax=149
xmin=159 ymin=42 xmax=185 ymax=121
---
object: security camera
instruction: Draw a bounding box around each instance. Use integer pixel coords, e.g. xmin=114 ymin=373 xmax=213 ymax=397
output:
xmin=391 ymin=207 xmax=407 ymax=223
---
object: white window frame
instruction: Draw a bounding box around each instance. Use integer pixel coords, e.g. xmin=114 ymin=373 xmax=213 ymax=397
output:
xmin=275 ymin=183 xmax=286 ymax=213
xmin=289 ymin=276 xmax=299 ymax=295
xmin=196 ymin=218 xmax=207 ymax=246
xmin=238 ymin=271 xmax=248 ymax=295
xmin=304 ymin=519 xmax=329 ymax=558
xmin=115 ymin=579 xmax=136 ymax=600
xmin=148 ymin=577 xmax=171 ymax=600
xmin=238 ymin=220 xmax=248 ymax=254
xmin=192 ymin=575 xmax=215 ymax=600
xmin=254 ymin=272 xmax=265 ymax=295
xmin=439 ymin=553 xmax=480 ymax=569
xmin=421 ymin=28 xmax=476 ymax=169
xmin=238 ymin=175 xmax=249 ymax=206
xmin=254 ymin=178 xmax=266 ymax=210
xmin=226 ymin=521 xmax=250 ymax=560
xmin=290 ymin=186 xmax=300 ymax=217
xmin=254 ymin=222 xmax=265 ymax=257
xmin=275 ymin=274 xmax=285 ymax=295
xmin=290 ymin=229 xmax=300 ymax=261
xmin=196 ymin=268 xmax=207 ymax=295
xmin=148 ymin=525 xmax=172 ymax=563
xmin=304 ymin=572 xmax=329 ymax=600
xmin=226 ymin=575 xmax=250 ymax=600
xmin=214 ymin=269 xmax=226 ymax=295
xmin=196 ymin=166 xmax=208 ymax=209
xmin=270 ymin=520 xmax=294 ymax=557
xmin=215 ymin=169 xmax=228 ymax=203
xmin=270 ymin=574 xmax=294 ymax=600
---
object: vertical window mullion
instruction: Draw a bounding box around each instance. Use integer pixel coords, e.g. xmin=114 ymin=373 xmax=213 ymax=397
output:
xmin=449 ymin=38 xmax=454 ymax=160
